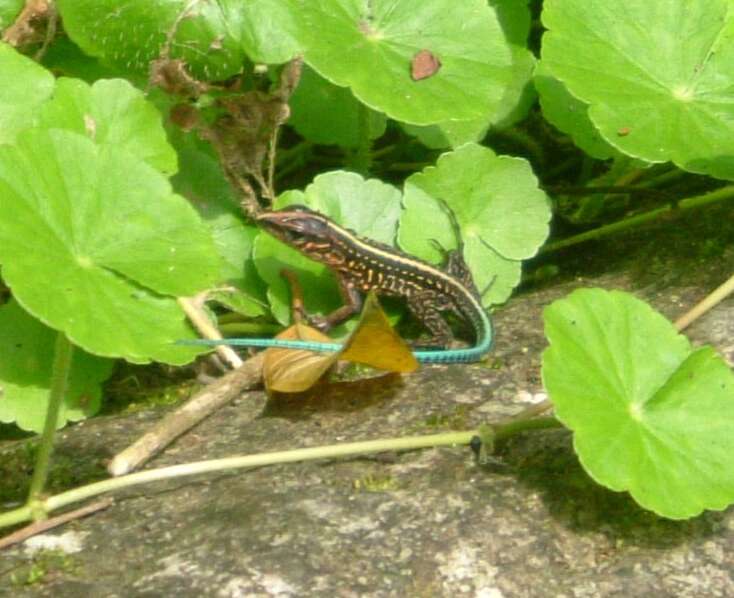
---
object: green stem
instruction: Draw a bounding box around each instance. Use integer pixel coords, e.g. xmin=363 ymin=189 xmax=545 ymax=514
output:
xmin=274 ymin=141 xmax=313 ymax=182
xmin=576 ymin=155 xmax=594 ymax=185
xmin=543 ymin=184 xmax=734 ymax=253
xmin=493 ymin=416 xmax=562 ymax=440
xmin=637 ymin=165 xmax=685 ymax=188
xmin=0 ymin=413 xmax=565 ymax=530
xmin=370 ymin=143 xmax=397 ymax=159
xmin=26 ymin=332 xmax=74 ymax=513
xmin=350 ymin=102 xmax=373 ymax=175
xmin=494 ymin=127 xmax=546 ymax=169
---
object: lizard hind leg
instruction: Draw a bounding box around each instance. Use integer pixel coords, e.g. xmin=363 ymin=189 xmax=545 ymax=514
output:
xmin=428 ymin=238 xmax=477 ymax=294
xmin=406 ymin=290 xmax=454 ymax=348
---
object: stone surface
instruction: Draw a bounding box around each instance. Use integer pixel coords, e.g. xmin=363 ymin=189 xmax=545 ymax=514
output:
xmin=3 ymin=206 xmax=734 ymax=597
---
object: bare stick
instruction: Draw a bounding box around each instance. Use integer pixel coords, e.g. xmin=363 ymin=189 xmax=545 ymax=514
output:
xmin=501 ymin=399 xmax=554 ymax=421
xmin=178 ymin=295 xmax=242 ymax=369
xmin=33 ymin=0 xmax=57 ymax=60
xmin=675 ymin=272 xmax=734 ymax=332
xmin=0 ymin=498 xmax=113 ymax=550
xmin=108 ymin=353 xmax=266 ymax=476
xmin=107 ymin=294 xmax=262 ymax=475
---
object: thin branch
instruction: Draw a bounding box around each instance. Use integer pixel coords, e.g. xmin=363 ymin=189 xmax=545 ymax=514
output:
xmin=107 ymin=354 xmax=266 ymax=476
xmin=675 ymin=272 xmax=734 ymax=332
xmin=178 ymin=295 xmax=242 ymax=369
xmin=33 ymin=0 xmax=57 ymax=61
xmin=0 ymin=499 xmax=113 ymax=551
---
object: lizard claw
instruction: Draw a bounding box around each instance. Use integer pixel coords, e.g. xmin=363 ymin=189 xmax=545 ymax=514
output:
xmin=307 ymin=314 xmax=332 ymax=332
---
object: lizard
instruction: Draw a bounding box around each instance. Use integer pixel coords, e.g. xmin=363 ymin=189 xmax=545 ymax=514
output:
xmin=184 ymin=205 xmax=493 ymax=363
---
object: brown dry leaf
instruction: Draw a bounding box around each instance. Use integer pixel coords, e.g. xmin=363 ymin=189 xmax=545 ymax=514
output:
xmin=149 ymin=57 xmax=209 ymax=97
xmin=2 ymin=0 xmax=50 ymax=47
xmin=263 ymin=323 xmax=340 ymax=393
xmin=264 ymin=292 xmax=417 ymax=393
xmin=340 ymin=292 xmax=419 ymax=373
xmin=410 ymin=49 xmax=442 ymax=81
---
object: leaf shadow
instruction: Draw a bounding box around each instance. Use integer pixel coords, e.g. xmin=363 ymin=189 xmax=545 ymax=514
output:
xmin=261 ymin=372 xmax=405 ymax=420
xmin=490 ymin=430 xmax=728 ymax=549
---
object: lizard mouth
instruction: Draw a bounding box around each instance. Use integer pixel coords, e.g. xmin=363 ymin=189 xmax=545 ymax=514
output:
xmin=256 ymin=209 xmax=329 ymax=241
xmin=256 ymin=214 xmax=305 ymax=241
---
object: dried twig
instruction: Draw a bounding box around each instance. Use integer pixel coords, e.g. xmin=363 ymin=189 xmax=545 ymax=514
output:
xmin=0 ymin=498 xmax=114 ymax=551
xmin=674 ymin=272 xmax=734 ymax=332
xmin=108 ymin=353 xmax=265 ymax=476
xmin=178 ymin=294 xmax=242 ymax=369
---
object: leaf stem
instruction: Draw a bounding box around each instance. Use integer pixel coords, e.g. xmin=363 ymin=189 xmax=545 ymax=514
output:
xmin=26 ymin=332 xmax=74 ymax=512
xmin=493 ymin=415 xmax=561 ymax=441
xmin=350 ymin=102 xmax=373 ymax=175
xmin=0 ymin=413 xmax=564 ymax=530
xmin=543 ymin=184 xmax=734 ymax=253
xmin=637 ymin=166 xmax=686 ymax=188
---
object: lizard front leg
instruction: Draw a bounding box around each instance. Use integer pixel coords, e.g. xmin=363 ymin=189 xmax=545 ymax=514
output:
xmin=309 ymin=275 xmax=363 ymax=332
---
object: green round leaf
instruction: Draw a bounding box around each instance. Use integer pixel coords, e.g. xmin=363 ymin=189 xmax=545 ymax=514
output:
xmin=288 ymin=0 xmax=513 ymax=125
xmin=41 ymin=36 xmax=133 ymax=83
xmin=38 ymin=78 xmax=177 ymax=175
xmin=543 ymin=288 xmax=734 ymax=519
xmin=400 ymin=143 xmax=550 ymax=306
xmin=0 ymin=129 xmax=219 ymax=363
xmin=0 ymin=300 xmax=114 ymax=433
xmin=254 ymin=172 xmax=402 ymax=324
xmin=57 ymin=0 xmax=248 ymax=79
xmin=0 ymin=42 xmax=55 ymax=144
xmin=218 ymin=0 xmax=301 ymax=64
xmin=534 ymin=61 xmax=617 ymax=161
xmin=542 ymin=0 xmax=734 ymax=179
xmin=288 ymin=66 xmax=386 ymax=148
xmin=402 ymin=0 xmax=535 ymax=148
xmin=400 ymin=122 xmax=452 ymax=150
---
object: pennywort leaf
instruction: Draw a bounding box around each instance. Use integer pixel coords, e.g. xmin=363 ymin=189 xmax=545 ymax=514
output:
xmin=534 ymin=61 xmax=617 ymax=161
xmin=38 ymin=77 xmax=178 ymax=175
xmin=400 ymin=143 xmax=551 ymax=306
xmin=57 ymin=0 xmax=249 ymax=79
xmin=0 ymin=42 xmax=55 ymax=144
xmin=0 ymin=300 xmax=114 ymax=433
xmin=0 ymin=128 xmax=219 ymax=364
xmin=543 ymin=289 xmax=734 ymax=519
xmin=286 ymin=0 xmax=513 ymax=125
xmin=542 ymin=0 xmax=734 ymax=179
xmin=288 ymin=66 xmax=386 ymax=148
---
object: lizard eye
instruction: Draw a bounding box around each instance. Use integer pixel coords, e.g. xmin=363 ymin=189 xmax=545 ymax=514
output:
xmin=291 ymin=216 xmax=329 ymax=236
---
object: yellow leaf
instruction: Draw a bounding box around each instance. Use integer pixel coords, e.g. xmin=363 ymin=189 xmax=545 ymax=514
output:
xmin=340 ymin=292 xmax=419 ymax=373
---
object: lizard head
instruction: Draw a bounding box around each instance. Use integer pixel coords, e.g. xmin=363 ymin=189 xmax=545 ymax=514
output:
xmin=256 ymin=206 xmax=341 ymax=260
